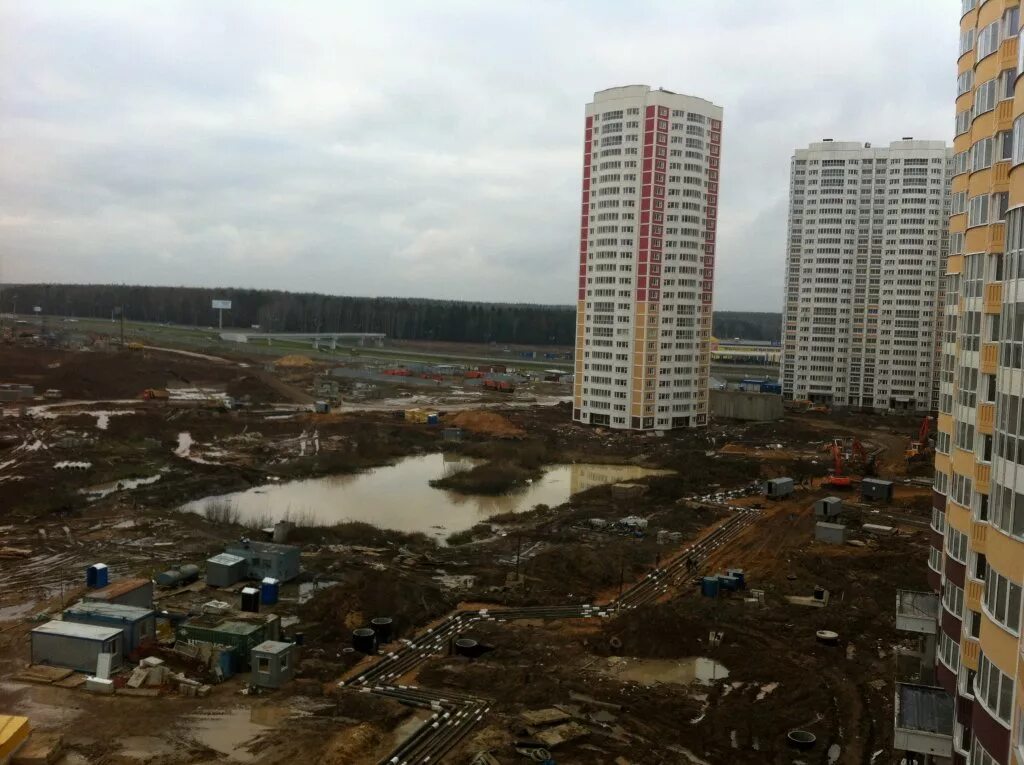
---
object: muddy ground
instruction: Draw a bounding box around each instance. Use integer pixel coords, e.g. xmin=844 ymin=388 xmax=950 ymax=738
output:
xmin=0 ymin=341 xmax=933 ymax=764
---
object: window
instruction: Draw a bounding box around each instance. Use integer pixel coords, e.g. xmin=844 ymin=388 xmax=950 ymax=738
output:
xmin=976 ymin=651 xmax=1014 ymax=724
xmin=975 ymin=78 xmax=998 ymax=116
xmin=969 ymin=194 xmax=990 ymax=226
xmin=961 ymin=27 xmax=976 ymax=55
xmin=983 ymin=564 xmax=1022 ymax=633
xmin=978 ymin=21 xmax=1001 ymax=59
xmin=958 ymin=69 xmax=975 ymax=96
xmin=1014 ymin=115 xmax=1024 ymax=165
xmin=971 ymin=740 xmax=998 ymax=765
xmin=999 ymin=130 xmax=1013 ymax=161
xmin=954 ymin=150 xmax=970 ymax=175
xmin=1000 ymin=68 xmax=1016 ymax=100
xmin=953 ymin=190 xmax=968 ymax=214
xmin=993 ymin=191 xmax=1010 ymax=221
xmin=956 ymin=110 xmax=972 ymax=136
xmin=939 ymin=630 xmax=960 ymax=672
xmin=257 ymin=656 xmax=271 ymax=673
xmin=947 ymin=526 xmax=969 ymax=563
xmin=1004 ymin=6 xmax=1020 ymax=41
xmin=972 ymin=137 xmax=994 ymax=171
xmin=944 ymin=579 xmax=965 ymax=618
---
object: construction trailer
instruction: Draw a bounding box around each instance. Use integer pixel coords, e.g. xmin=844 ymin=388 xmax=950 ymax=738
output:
xmin=224 ymin=540 xmax=301 ymax=583
xmin=176 ymin=615 xmax=281 ymax=672
xmin=30 ymin=621 xmax=124 ymax=673
xmin=82 ymin=578 xmax=154 ymax=609
xmin=62 ymin=601 xmax=156 ymax=655
xmin=814 ymin=496 xmax=843 ymax=518
xmin=861 ymin=477 xmax=895 ymax=503
xmin=815 ymin=522 xmax=848 ymax=545
xmin=206 ymin=553 xmax=247 ymax=588
xmin=765 ymin=477 xmax=794 ymax=499
xmin=250 ymin=640 xmax=296 ymax=689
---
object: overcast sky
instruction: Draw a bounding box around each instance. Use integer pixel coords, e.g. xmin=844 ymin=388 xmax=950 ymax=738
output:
xmin=0 ymin=0 xmax=957 ymax=311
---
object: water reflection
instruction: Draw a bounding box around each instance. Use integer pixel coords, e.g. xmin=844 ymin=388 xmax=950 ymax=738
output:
xmin=180 ymin=453 xmax=668 ymax=538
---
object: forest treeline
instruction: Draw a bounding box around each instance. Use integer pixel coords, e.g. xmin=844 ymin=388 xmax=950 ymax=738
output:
xmin=4 ymin=284 xmax=781 ymax=344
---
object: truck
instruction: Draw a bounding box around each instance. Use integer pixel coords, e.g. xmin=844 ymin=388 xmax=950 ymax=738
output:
xmin=483 ymin=379 xmax=515 ymax=393
xmin=141 ymin=388 xmax=170 ymax=401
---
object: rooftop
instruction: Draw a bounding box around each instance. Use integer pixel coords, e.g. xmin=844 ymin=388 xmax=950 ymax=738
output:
xmin=212 ymin=620 xmax=264 ymax=636
xmin=208 ymin=553 xmax=246 ymax=566
xmin=31 ymin=620 xmax=122 ymax=641
xmin=85 ymin=577 xmax=150 ymax=600
xmin=896 ymin=683 xmax=954 ymax=734
xmin=252 ymin=640 xmax=292 ymax=654
xmin=226 ymin=539 xmax=298 ymax=555
xmin=64 ymin=601 xmax=154 ymax=620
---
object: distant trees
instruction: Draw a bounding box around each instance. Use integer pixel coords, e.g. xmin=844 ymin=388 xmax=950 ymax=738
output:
xmin=4 ymin=283 xmax=781 ymax=345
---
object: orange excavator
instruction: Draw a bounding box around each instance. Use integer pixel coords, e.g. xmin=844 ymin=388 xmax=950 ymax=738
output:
xmin=824 ymin=443 xmax=854 ymax=488
xmin=906 ymin=416 xmax=935 ymax=463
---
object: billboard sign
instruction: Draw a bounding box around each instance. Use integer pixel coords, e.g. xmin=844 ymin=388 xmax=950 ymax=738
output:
xmin=211 ymin=299 xmax=232 ymax=310
xmin=33 ymin=306 xmax=42 ymax=313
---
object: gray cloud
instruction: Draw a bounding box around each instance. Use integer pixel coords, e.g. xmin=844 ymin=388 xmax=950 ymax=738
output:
xmin=0 ymin=0 xmax=958 ymax=309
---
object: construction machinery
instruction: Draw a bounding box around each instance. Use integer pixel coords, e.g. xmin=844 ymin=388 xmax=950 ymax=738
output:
xmin=906 ymin=416 xmax=935 ymax=463
xmin=823 ymin=443 xmax=853 ymax=489
xmin=141 ymin=388 xmax=169 ymax=401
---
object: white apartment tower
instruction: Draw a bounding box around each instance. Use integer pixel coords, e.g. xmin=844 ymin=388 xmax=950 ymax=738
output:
xmin=573 ymin=86 xmax=723 ymax=430
xmin=780 ymin=139 xmax=953 ymax=412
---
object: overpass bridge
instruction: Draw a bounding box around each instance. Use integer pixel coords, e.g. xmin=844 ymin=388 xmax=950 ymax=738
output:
xmin=220 ymin=331 xmax=385 ymax=349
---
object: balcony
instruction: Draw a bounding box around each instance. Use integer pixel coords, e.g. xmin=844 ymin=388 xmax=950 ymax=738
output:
xmin=981 ymin=342 xmax=998 ymax=374
xmin=984 ymin=282 xmax=1003 ymax=314
xmin=896 ymin=591 xmax=938 ymax=635
xmin=978 ymin=402 xmax=995 ymax=434
xmin=893 ymin=684 xmax=953 ymax=759
xmin=966 ymin=580 xmax=984 ymax=613
xmin=997 ymin=98 xmax=1015 ymax=129
xmin=989 ymin=222 xmax=1006 ymax=252
xmin=971 ymin=520 xmax=988 ymax=553
xmin=975 ymin=462 xmax=991 ymax=494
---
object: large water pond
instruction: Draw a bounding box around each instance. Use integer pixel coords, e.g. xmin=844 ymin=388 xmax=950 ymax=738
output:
xmin=180 ymin=454 xmax=668 ymax=540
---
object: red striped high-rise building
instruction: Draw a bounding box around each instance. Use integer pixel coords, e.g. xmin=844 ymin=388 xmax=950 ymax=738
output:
xmin=573 ymin=85 xmax=723 ymax=431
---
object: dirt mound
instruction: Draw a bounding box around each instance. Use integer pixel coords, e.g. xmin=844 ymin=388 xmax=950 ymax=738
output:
xmin=449 ymin=410 xmax=525 ymax=437
xmin=274 ymin=354 xmax=315 ymax=368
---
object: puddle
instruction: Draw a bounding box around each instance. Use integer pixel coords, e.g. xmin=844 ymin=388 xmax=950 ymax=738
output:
xmin=179 ymin=707 xmax=271 ymax=762
xmin=118 ymin=736 xmax=177 ymax=759
xmin=0 ymin=601 xmax=37 ymax=620
xmin=601 ymin=657 xmax=729 ymax=686
xmin=82 ymin=473 xmax=163 ymax=499
xmin=180 ymin=454 xmax=668 ymax=538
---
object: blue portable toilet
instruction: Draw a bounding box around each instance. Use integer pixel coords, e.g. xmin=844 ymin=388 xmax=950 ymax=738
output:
xmin=86 ymin=563 xmax=109 ymax=589
xmin=261 ymin=577 xmax=280 ymax=605
xmin=426 ymin=412 xmax=439 ymax=426
xmin=701 ymin=576 xmax=720 ymax=598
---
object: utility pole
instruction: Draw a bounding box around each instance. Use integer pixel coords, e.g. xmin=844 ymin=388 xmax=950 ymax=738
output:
xmin=120 ymin=305 xmax=125 ymax=347
xmin=618 ymin=557 xmax=625 ymax=599
xmin=515 ymin=534 xmax=522 ymax=582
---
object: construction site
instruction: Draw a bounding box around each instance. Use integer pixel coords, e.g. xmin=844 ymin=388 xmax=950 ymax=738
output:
xmin=0 ymin=333 xmax=938 ymax=765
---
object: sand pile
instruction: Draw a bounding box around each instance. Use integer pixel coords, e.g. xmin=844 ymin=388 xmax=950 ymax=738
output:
xmin=448 ymin=410 xmax=525 ymax=438
xmin=274 ymin=354 xmax=315 ymax=368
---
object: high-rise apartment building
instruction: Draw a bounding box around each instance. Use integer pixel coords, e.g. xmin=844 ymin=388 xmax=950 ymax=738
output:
xmin=780 ymin=140 xmax=952 ymax=413
xmin=573 ymin=85 xmax=722 ymax=431
xmin=922 ymin=2 xmax=1024 ymax=764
